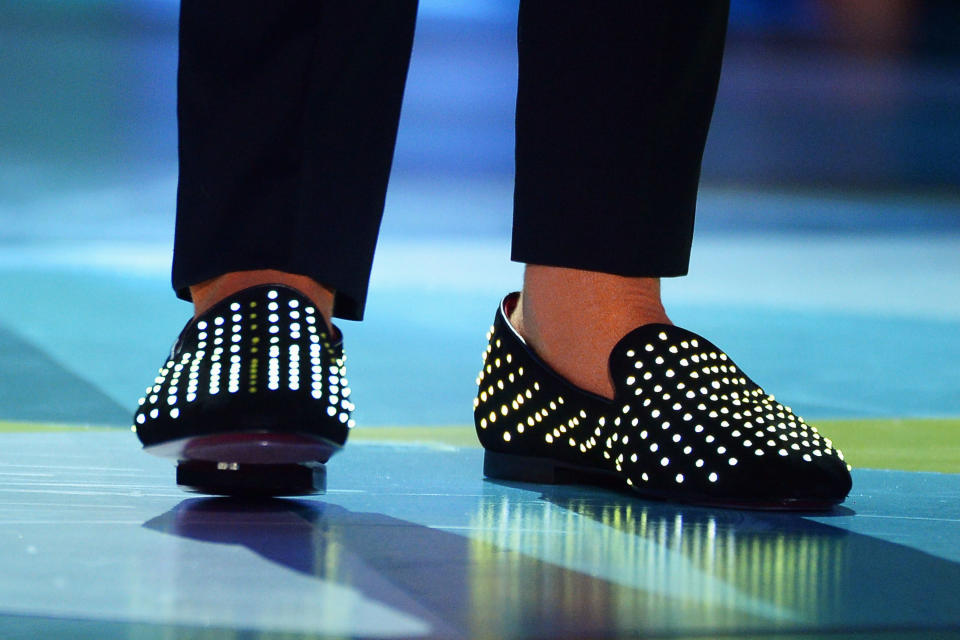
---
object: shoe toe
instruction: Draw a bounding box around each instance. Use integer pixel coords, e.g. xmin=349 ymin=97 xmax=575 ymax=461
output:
xmin=704 ymin=448 xmax=851 ymax=508
xmin=607 ymin=324 xmax=852 ymax=507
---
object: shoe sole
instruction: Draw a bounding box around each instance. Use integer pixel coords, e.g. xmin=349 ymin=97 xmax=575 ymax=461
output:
xmin=483 ymin=450 xmax=842 ymax=512
xmin=174 ymin=460 xmax=327 ymax=497
xmin=144 ymin=432 xmax=341 ymax=497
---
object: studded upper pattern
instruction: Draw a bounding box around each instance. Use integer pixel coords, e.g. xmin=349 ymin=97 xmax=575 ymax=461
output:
xmin=474 ymin=295 xmax=852 ymax=506
xmin=133 ymin=285 xmax=354 ymax=449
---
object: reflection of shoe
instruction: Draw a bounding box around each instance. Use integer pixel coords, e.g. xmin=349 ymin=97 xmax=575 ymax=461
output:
xmin=474 ymin=294 xmax=852 ymax=510
xmin=133 ymin=284 xmax=354 ymax=496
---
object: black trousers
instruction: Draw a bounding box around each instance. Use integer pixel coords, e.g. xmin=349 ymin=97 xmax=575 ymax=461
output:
xmin=173 ymin=1 xmax=729 ymax=321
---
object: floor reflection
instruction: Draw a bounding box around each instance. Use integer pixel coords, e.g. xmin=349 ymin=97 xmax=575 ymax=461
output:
xmin=145 ymin=497 xmax=680 ymax=638
xmin=474 ymin=483 xmax=960 ymax=634
xmin=144 ymin=486 xmax=960 ymax=639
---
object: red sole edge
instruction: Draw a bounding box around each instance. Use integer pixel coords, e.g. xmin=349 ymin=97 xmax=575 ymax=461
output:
xmin=144 ymin=431 xmax=341 ymax=465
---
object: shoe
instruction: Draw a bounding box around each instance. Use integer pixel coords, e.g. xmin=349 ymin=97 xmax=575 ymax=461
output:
xmin=133 ymin=284 xmax=354 ymax=496
xmin=474 ymin=293 xmax=852 ymax=510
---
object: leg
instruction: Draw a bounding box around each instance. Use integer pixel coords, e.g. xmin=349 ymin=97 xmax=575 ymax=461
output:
xmin=474 ymin=1 xmax=852 ymax=509
xmin=133 ymin=1 xmax=418 ymax=495
xmin=190 ymin=270 xmax=335 ymax=328
xmin=511 ymin=0 xmax=728 ymax=399
xmin=173 ymin=0 xmax=418 ymax=322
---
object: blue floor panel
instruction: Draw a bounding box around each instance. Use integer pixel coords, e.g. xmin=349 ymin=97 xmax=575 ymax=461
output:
xmin=1 ymin=264 xmax=959 ymax=428
xmin=0 ymin=431 xmax=957 ymax=639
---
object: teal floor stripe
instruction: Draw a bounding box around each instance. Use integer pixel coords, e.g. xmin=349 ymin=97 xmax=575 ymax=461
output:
xmin=0 ymin=322 xmax=128 ymax=425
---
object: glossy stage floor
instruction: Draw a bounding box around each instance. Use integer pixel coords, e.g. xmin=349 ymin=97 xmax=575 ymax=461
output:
xmin=3 ymin=1 xmax=960 ymax=638
xmin=0 ymin=430 xmax=958 ymax=640
xmin=2 ymin=194 xmax=960 ymax=640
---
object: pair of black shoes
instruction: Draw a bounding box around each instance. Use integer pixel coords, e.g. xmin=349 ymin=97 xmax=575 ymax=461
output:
xmin=134 ymin=285 xmax=851 ymax=508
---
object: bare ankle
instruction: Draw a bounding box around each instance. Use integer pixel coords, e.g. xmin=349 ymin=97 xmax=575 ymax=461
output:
xmin=190 ymin=270 xmax=335 ymax=330
xmin=510 ymin=265 xmax=671 ymax=399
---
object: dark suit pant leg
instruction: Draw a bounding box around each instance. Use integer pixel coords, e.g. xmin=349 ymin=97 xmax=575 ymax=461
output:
xmin=511 ymin=1 xmax=730 ymax=277
xmin=172 ymin=1 xmax=418 ymax=320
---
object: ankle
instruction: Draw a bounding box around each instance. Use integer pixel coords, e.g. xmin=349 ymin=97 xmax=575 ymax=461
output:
xmin=190 ymin=270 xmax=335 ymax=330
xmin=510 ymin=265 xmax=670 ymax=399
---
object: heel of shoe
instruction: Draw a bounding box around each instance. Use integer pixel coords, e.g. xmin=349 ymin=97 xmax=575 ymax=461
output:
xmin=483 ymin=450 xmax=565 ymax=484
xmin=176 ymin=460 xmax=326 ymax=496
xmin=484 ymin=450 xmax=625 ymax=488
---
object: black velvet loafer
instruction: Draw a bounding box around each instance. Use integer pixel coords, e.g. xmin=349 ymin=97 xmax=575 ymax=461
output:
xmin=133 ymin=284 xmax=354 ymax=496
xmin=474 ymin=294 xmax=852 ymax=510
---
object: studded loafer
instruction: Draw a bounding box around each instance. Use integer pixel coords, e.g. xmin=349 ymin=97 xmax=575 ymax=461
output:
xmin=133 ymin=284 xmax=354 ymax=496
xmin=474 ymin=294 xmax=852 ymax=510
